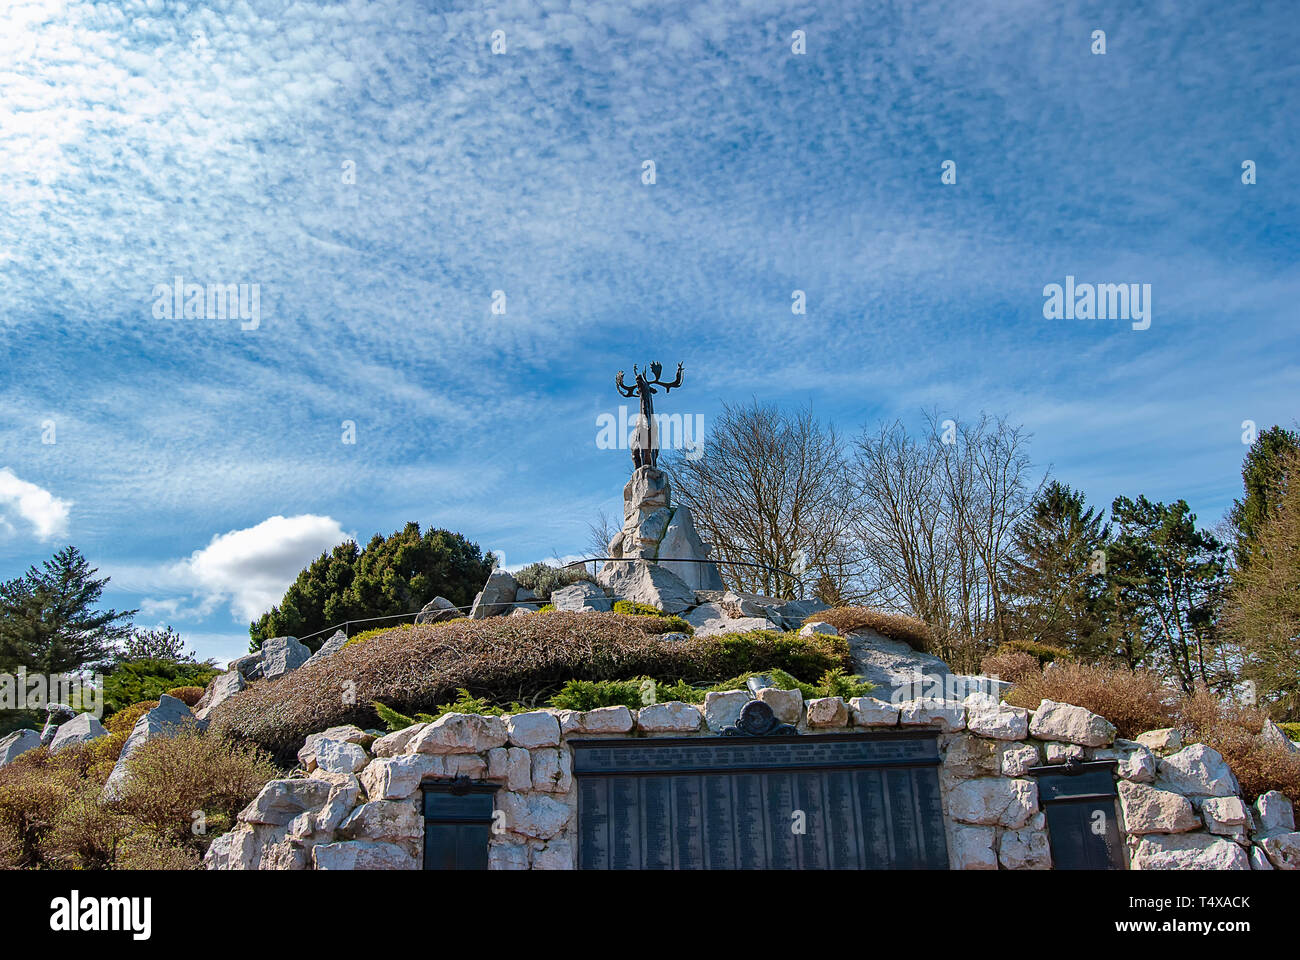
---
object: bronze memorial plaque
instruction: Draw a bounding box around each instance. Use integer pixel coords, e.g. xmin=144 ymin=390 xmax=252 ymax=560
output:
xmin=571 ymin=730 xmax=948 ymax=870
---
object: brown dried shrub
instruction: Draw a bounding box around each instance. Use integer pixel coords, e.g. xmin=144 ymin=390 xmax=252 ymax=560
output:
xmin=979 ymin=649 xmax=1041 ymax=685
xmin=1003 ymin=662 xmax=1178 ymax=739
xmin=164 ymin=686 xmax=206 ymax=707
xmin=1178 ymin=687 xmax=1300 ymax=803
xmin=211 ymin=611 xmax=849 ymax=760
xmin=806 ymin=607 xmax=933 ymax=652
xmin=116 ymin=834 xmax=203 ymax=870
xmin=110 ymin=727 xmax=279 ymax=851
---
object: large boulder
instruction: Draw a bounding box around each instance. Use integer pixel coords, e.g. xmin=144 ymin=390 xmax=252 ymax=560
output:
xmin=551 ymin=581 xmax=613 ymax=613
xmin=407 ymin=712 xmax=508 ymax=754
xmin=945 ymin=778 xmax=1038 ymax=829
xmin=415 ymin=596 xmax=459 ymax=624
xmin=258 ymin=636 xmax=311 ymax=680
xmin=1155 ymin=744 xmax=1240 ymax=799
xmin=195 ymin=669 xmax=246 ymax=720
xmin=846 ymin=628 xmax=954 ymax=704
xmin=1091 ymin=739 xmax=1157 ymax=783
xmin=39 ymin=704 xmax=75 ymax=745
xmin=1118 ymin=781 xmax=1201 ymax=835
xmin=313 ymin=840 xmax=418 ymax=870
xmin=302 ymin=629 xmax=349 ymax=668
xmin=49 ymin=712 xmax=107 ymax=753
xmin=103 ymin=695 xmax=205 ymax=798
xmin=1259 ymin=719 xmax=1298 ymax=754
xmin=469 ymin=570 xmax=518 ymax=619
xmin=1260 ymin=832 xmax=1300 ymax=869
xmin=1254 ymin=790 xmax=1295 ymax=835
xmin=0 ymin=729 xmax=41 ymax=766
xmin=599 ymin=560 xmax=695 ymax=615
xmin=1028 ymin=700 xmax=1116 ymax=747
xmin=655 ymin=506 xmax=724 ymax=592
xmin=1130 ymin=833 xmax=1250 ymax=870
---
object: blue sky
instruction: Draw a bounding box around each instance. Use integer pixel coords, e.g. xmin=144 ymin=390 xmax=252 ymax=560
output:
xmin=1 ymin=0 xmax=1297 ymax=666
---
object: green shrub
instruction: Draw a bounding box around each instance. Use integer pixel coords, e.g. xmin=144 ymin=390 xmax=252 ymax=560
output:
xmin=104 ymin=700 xmax=158 ymax=737
xmin=1280 ymin=722 xmax=1300 ymax=742
xmin=513 ymin=563 xmax=591 ymax=601
xmin=613 ymin=600 xmax=663 ymax=616
xmin=344 ymin=622 xmax=416 ymax=648
xmin=101 ymin=660 xmax=220 ymax=718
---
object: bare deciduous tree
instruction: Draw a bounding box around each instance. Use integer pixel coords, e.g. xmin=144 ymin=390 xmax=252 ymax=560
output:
xmin=663 ymin=402 xmax=854 ymax=600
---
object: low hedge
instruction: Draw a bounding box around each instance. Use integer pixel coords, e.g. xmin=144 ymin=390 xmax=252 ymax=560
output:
xmin=806 ymin=607 xmax=932 ymax=652
xmin=209 ymin=612 xmax=849 ymax=761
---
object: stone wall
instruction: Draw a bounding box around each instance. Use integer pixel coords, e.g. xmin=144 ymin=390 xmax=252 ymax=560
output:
xmin=205 ymin=690 xmax=1300 ymax=871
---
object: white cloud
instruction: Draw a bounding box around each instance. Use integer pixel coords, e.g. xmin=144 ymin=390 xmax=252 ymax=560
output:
xmin=183 ymin=514 xmax=353 ymax=624
xmin=112 ymin=514 xmax=354 ymax=626
xmin=0 ymin=467 xmax=71 ymax=540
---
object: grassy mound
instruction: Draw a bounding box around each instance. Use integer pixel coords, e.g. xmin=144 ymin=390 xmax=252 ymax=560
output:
xmin=806 ymin=607 xmax=933 ymax=652
xmin=209 ymin=612 xmax=850 ymax=761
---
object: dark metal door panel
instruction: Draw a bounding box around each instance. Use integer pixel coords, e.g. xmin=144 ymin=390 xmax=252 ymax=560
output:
xmin=573 ymin=732 xmax=947 ymax=870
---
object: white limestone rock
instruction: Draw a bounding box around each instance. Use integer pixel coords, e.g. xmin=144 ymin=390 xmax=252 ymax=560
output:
xmin=758 ymin=688 xmax=804 ymax=724
xmin=1044 ymin=742 xmax=1086 ymax=763
xmin=656 ymin=506 xmax=725 ymax=592
xmin=407 ymin=712 xmax=508 ymax=754
xmin=848 ymin=696 xmax=898 ymax=727
xmin=359 ymin=755 xmax=442 ymax=800
xmin=312 ymin=740 xmax=370 ymax=775
xmin=495 ymin=791 xmax=571 ymax=840
xmin=1028 ymin=700 xmax=1116 ymax=747
xmin=506 ymin=711 xmax=561 ymax=749
xmin=103 ymin=695 xmax=205 ymax=797
xmin=469 ymin=569 xmax=518 ymax=619
xmin=530 ymin=748 xmax=572 ymax=793
xmin=1118 ymin=781 xmax=1201 ymax=835
xmin=948 ymin=823 xmax=998 ymax=870
xmin=799 ymin=621 xmax=839 ymax=637
xmin=703 ymin=690 xmax=750 ymax=732
xmin=313 ymin=840 xmax=418 ymax=870
xmin=946 ymin=778 xmax=1038 ymax=829
xmin=966 ymin=702 xmax=1029 ymax=741
xmin=302 ymin=629 xmax=350 ymax=668
xmin=339 ymin=800 xmax=422 ymax=845
xmin=599 ymin=560 xmax=695 ymax=615
xmin=1250 ymin=846 xmax=1275 ymax=870
xmin=1000 ymin=743 xmax=1042 ymax=777
xmin=1260 ymin=832 xmax=1300 ymax=870
xmin=414 ymin=595 xmax=460 ymax=624
xmin=1091 ymin=739 xmax=1157 ymax=783
xmin=1201 ymin=796 xmax=1250 ymax=839
xmin=532 ymin=838 xmax=575 ymax=870
xmin=1254 ymin=790 xmax=1295 ymax=835
xmin=488 ymin=841 xmax=531 ymax=870
xmin=0 ymin=729 xmax=41 ymax=766
xmin=374 ymin=723 xmax=428 ymax=757
xmin=49 ymin=712 xmax=107 ymax=753
xmin=1131 ymin=833 xmax=1250 ymax=870
xmin=238 ymin=778 xmax=337 ymax=826
xmin=1155 ymin=744 xmax=1240 ymax=799
xmin=559 ymin=706 xmax=635 ymax=736
xmin=550 ymin=582 xmax=613 ymax=613
xmin=898 ymin=699 xmax=966 ymax=732
xmin=1259 ymin=719 xmax=1299 ymax=754
xmin=1136 ymin=727 xmax=1184 ymax=754
xmin=805 ymin=696 xmax=849 ymax=728
xmin=999 ymin=827 xmax=1052 ymax=870
xmin=259 ymin=636 xmax=312 ymax=680
xmin=637 ymin=701 xmax=701 ymax=733
xmin=195 ymin=669 xmax=246 ymax=720
xmin=942 ymin=734 xmax=1002 ymax=778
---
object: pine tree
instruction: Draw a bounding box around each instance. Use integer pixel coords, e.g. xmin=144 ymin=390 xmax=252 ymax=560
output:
xmin=0 ymin=546 xmax=136 ymax=673
xmin=1229 ymin=425 xmax=1300 ymax=566
xmin=249 ymin=522 xmax=493 ymax=650
xmin=1107 ymin=496 xmax=1230 ymax=693
xmin=1002 ymin=481 xmax=1110 ymax=657
xmin=1223 ymin=450 xmax=1300 ymax=717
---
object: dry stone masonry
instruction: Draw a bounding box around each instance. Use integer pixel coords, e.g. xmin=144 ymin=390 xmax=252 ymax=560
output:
xmin=203 ymin=683 xmax=1300 ymax=870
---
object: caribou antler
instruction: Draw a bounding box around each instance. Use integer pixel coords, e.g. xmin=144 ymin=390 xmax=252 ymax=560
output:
xmin=648 ymin=361 xmax=683 ymax=391
xmin=615 ymin=370 xmax=637 ymax=397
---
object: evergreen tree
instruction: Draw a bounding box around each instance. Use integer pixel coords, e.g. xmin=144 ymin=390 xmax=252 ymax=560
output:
xmin=1229 ymin=425 xmax=1300 ymax=566
xmin=1224 ymin=450 xmax=1300 ymax=717
xmin=249 ymin=522 xmax=493 ymax=650
xmin=116 ymin=624 xmax=194 ymax=663
xmin=1107 ymin=496 xmax=1230 ymax=693
xmin=1002 ymin=481 xmax=1110 ymax=656
xmin=0 ymin=546 xmax=136 ymax=673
